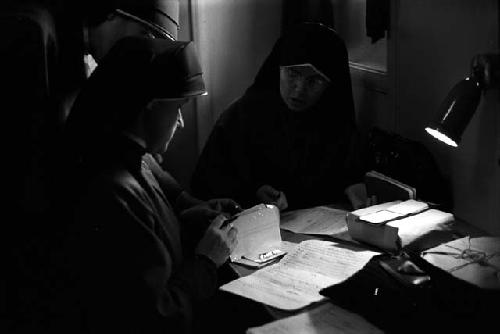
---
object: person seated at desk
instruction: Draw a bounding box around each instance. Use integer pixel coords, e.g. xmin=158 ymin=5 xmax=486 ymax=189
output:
xmin=191 ymin=22 xmax=369 ymax=212
xmin=62 ymin=37 xmax=239 ymax=333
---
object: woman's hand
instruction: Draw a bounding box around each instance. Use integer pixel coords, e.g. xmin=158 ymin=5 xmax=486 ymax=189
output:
xmin=256 ymin=184 xmax=288 ymax=211
xmin=195 ymin=215 xmax=238 ymax=267
xmin=345 ymin=183 xmax=376 ymax=210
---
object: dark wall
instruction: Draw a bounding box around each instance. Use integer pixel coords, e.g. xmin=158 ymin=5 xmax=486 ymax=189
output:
xmin=395 ymin=0 xmax=499 ymax=235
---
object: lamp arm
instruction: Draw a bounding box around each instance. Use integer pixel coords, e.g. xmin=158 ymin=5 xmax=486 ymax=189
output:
xmin=470 ymin=53 xmax=500 ymax=90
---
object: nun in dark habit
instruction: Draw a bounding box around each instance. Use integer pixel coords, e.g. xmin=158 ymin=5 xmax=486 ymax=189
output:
xmin=191 ymin=22 xmax=366 ymax=211
xmin=62 ymin=36 xmax=238 ymax=333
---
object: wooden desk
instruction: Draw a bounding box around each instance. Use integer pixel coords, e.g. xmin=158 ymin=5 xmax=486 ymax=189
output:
xmin=227 ymin=208 xmax=497 ymax=333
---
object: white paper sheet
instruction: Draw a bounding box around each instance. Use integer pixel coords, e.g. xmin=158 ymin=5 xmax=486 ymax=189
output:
xmin=360 ymin=210 xmax=401 ymax=224
xmin=220 ymin=240 xmax=379 ymax=310
xmin=280 ymin=206 xmax=349 ymax=236
xmin=246 ymin=302 xmax=383 ymax=334
xmin=360 ymin=200 xmax=429 ymax=224
xmin=386 ymin=199 xmax=428 ymax=215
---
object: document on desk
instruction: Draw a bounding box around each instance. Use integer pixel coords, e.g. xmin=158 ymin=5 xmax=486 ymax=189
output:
xmin=246 ymin=302 xmax=383 ymax=334
xmin=220 ymin=239 xmax=379 ymax=310
xmin=229 ymin=204 xmax=286 ymax=267
xmin=280 ymin=206 xmax=350 ymax=237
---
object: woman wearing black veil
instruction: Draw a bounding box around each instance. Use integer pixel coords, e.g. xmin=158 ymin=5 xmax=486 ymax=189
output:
xmin=191 ymin=22 xmax=366 ymax=211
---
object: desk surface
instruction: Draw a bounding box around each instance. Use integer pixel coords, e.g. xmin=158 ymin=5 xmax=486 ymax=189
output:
xmin=227 ymin=208 xmax=496 ymax=333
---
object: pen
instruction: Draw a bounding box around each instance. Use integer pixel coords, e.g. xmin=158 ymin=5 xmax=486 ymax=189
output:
xmin=421 ymin=251 xmax=458 ymax=256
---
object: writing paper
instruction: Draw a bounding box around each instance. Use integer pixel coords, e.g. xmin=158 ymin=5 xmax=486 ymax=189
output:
xmin=280 ymin=206 xmax=349 ymax=236
xmin=246 ymin=302 xmax=383 ymax=334
xmin=220 ymin=240 xmax=379 ymax=310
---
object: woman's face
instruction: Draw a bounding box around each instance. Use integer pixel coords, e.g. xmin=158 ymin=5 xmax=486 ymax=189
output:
xmin=279 ymin=64 xmax=330 ymax=112
xmin=142 ymin=98 xmax=187 ymax=154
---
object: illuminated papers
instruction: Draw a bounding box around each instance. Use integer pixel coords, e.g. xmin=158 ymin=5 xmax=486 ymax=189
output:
xmin=358 ymin=200 xmax=429 ymax=224
xmin=280 ymin=206 xmax=350 ymax=236
xmin=220 ymin=240 xmax=379 ymax=310
xmin=247 ymin=302 xmax=383 ymax=334
xmin=229 ymin=204 xmax=285 ymax=267
xmin=421 ymin=236 xmax=500 ymax=290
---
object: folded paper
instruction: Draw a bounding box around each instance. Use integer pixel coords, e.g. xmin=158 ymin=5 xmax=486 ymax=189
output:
xmin=229 ymin=204 xmax=284 ymax=266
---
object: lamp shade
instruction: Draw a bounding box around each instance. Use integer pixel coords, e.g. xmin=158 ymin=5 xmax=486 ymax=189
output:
xmin=425 ymin=77 xmax=482 ymax=147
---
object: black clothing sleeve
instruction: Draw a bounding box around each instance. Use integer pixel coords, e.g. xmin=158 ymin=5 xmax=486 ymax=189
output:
xmin=71 ymin=175 xmax=217 ymax=334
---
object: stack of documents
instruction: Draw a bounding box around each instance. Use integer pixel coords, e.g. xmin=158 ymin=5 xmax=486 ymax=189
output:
xmin=220 ymin=239 xmax=379 ymax=310
xmin=346 ymin=200 xmax=454 ymax=252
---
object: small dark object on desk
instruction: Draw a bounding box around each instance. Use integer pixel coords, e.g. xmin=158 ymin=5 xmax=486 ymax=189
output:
xmin=378 ymin=255 xmax=431 ymax=287
xmin=320 ymin=254 xmax=431 ymax=333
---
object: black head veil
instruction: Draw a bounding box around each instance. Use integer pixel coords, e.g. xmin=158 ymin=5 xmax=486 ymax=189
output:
xmin=251 ymin=22 xmax=355 ymax=127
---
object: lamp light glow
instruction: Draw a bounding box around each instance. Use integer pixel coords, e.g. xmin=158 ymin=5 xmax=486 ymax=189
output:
xmin=425 ymin=127 xmax=458 ymax=147
xmin=426 ymin=53 xmax=499 ymax=147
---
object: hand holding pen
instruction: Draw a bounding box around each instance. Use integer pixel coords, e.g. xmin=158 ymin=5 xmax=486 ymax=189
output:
xmin=207 ymin=198 xmax=242 ymax=215
xmin=195 ymin=214 xmax=238 ymax=267
xmin=256 ymin=184 xmax=288 ymax=211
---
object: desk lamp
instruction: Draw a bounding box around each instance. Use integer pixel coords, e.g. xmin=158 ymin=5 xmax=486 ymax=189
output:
xmin=425 ymin=53 xmax=500 ymax=147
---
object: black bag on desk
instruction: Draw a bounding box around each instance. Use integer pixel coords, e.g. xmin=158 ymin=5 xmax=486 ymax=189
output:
xmin=410 ymin=252 xmax=500 ymax=331
xmin=321 ymin=253 xmax=498 ymax=333
xmin=365 ymin=127 xmax=451 ymax=209
xmin=320 ymin=254 xmax=433 ymax=334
